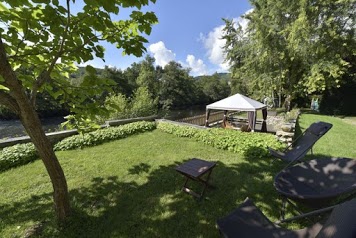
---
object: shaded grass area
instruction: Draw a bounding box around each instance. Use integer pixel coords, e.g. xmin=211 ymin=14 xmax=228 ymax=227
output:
xmin=0 ymin=131 xmax=284 ymax=237
xmin=0 ymin=113 xmax=355 ymax=237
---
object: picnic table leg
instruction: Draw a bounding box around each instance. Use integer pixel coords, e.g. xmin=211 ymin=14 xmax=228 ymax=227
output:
xmin=198 ymin=169 xmax=214 ymax=198
xmin=181 ymin=176 xmax=203 ymax=198
xmin=183 ymin=177 xmax=189 ymax=189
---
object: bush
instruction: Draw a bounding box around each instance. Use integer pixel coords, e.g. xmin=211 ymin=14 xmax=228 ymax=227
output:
xmin=130 ymin=87 xmax=158 ymax=118
xmin=0 ymin=121 xmax=156 ymax=172
xmin=284 ymin=108 xmax=300 ymax=122
xmin=54 ymin=121 xmax=156 ymax=151
xmin=0 ymin=143 xmax=38 ymax=172
xmin=101 ymin=86 xmax=158 ymax=121
xmin=103 ymin=93 xmax=130 ymax=120
xmin=157 ymin=121 xmax=284 ymax=158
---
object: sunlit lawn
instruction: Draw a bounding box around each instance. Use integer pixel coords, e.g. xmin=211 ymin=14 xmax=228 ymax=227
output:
xmin=297 ymin=112 xmax=356 ymax=159
xmin=0 ymin=113 xmax=355 ymax=237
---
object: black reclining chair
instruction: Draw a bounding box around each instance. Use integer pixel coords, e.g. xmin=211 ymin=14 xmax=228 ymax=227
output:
xmin=217 ymin=197 xmax=356 ymax=238
xmin=268 ymin=121 xmax=333 ymax=167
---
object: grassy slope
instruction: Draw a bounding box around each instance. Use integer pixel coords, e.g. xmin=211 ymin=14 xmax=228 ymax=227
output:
xmin=0 ymin=113 xmax=355 ymax=237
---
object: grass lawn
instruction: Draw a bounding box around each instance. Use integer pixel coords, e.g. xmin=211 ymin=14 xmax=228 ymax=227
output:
xmin=0 ymin=113 xmax=355 ymax=237
xmin=297 ymin=112 xmax=356 ymax=158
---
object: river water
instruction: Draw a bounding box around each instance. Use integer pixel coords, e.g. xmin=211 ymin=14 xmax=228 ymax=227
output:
xmin=0 ymin=107 xmax=206 ymax=140
xmin=0 ymin=117 xmax=66 ymax=140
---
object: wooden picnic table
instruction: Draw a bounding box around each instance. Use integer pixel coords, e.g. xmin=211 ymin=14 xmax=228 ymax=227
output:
xmin=175 ymin=158 xmax=217 ymax=199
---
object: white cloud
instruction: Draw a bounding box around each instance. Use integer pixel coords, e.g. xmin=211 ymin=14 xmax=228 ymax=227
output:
xmin=148 ymin=41 xmax=176 ymax=67
xmin=200 ymin=25 xmax=228 ymax=72
xmin=185 ymin=54 xmax=208 ymax=76
xmin=78 ymin=58 xmax=106 ymax=69
xmin=200 ymin=9 xmax=253 ymax=72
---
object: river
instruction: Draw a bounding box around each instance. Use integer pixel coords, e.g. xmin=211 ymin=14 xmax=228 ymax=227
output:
xmin=0 ymin=107 xmax=206 ymax=140
xmin=0 ymin=117 xmax=66 ymax=140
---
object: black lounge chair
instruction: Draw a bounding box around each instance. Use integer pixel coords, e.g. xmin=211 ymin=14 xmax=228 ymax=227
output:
xmin=216 ymin=197 xmax=356 ymax=238
xmin=268 ymin=121 xmax=333 ymax=166
xmin=274 ymin=157 xmax=356 ymax=220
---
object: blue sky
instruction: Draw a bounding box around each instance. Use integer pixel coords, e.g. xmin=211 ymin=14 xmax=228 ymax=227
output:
xmin=81 ymin=0 xmax=252 ymax=76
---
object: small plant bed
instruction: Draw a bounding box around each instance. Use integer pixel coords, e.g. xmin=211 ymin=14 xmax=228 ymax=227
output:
xmin=157 ymin=120 xmax=285 ymax=158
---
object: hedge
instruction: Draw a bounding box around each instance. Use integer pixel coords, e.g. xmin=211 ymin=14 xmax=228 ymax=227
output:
xmin=54 ymin=121 xmax=156 ymax=151
xmin=0 ymin=143 xmax=37 ymax=172
xmin=157 ymin=121 xmax=284 ymax=159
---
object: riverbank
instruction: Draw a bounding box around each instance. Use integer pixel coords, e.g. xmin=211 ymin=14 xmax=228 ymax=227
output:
xmin=0 ymin=107 xmax=206 ymax=140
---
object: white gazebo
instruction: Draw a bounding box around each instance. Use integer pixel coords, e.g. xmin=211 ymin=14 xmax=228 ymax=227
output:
xmin=205 ymin=93 xmax=268 ymax=132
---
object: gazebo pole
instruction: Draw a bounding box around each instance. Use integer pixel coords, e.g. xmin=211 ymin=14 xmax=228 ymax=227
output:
xmin=222 ymin=110 xmax=228 ymax=128
xmin=247 ymin=111 xmax=256 ymax=132
xmin=205 ymin=109 xmax=211 ymax=127
xmin=261 ymin=108 xmax=268 ymax=132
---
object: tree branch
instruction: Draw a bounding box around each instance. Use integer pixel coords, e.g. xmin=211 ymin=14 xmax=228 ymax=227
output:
xmin=31 ymin=0 xmax=72 ymax=105
xmin=0 ymin=91 xmax=20 ymax=114
xmin=0 ymin=36 xmax=20 ymax=87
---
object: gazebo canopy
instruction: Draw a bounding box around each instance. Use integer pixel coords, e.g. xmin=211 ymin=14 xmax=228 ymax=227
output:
xmin=205 ymin=93 xmax=268 ymax=132
xmin=207 ymin=93 xmax=267 ymax=111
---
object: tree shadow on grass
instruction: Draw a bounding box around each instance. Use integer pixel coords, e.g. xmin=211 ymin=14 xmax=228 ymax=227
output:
xmin=0 ymin=155 xmax=289 ymax=237
xmin=127 ymin=162 xmax=151 ymax=175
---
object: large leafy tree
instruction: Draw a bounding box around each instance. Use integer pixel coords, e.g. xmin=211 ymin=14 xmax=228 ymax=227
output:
xmin=136 ymin=55 xmax=159 ymax=98
xmin=0 ymin=0 xmax=157 ymax=222
xmin=224 ymin=0 xmax=355 ymax=104
xmin=195 ymin=73 xmax=230 ymax=103
xmin=102 ymin=66 xmax=134 ymax=97
xmin=159 ymin=61 xmax=196 ymax=109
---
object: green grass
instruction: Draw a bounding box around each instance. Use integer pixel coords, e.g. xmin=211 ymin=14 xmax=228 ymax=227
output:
xmin=297 ymin=112 xmax=356 ymax=158
xmin=0 ymin=113 xmax=355 ymax=237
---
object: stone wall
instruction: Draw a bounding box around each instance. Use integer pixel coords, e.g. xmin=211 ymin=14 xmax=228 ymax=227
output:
xmin=275 ymin=120 xmax=297 ymax=146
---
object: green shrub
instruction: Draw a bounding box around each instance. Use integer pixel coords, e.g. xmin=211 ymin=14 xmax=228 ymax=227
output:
xmin=130 ymin=86 xmax=158 ymax=118
xmin=157 ymin=121 xmax=284 ymax=158
xmin=103 ymin=93 xmax=130 ymax=120
xmin=100 ymin=87 xmax=158 ymax=122
xmin=284 ymin=108 xmax=300 ymax=122
xmin=54 ymin=121 xmax=156 ymax=151
xmin=0 ymin=143 xmax=38 ymax=172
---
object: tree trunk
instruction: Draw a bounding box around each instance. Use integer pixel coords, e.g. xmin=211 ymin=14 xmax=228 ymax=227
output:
xmin=0 ymin=36 xmax=70 ymax=222
xmin=17 ymin=95 xmax=71 ymax=222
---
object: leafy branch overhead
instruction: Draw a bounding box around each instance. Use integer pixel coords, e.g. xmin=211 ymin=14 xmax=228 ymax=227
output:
xmin=0 ymin=0 xmax=158 ymax=112
xmin=0 ymin=0 xmax=158 ymax=222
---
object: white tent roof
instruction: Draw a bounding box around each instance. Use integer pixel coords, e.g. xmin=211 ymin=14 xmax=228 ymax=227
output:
xmin=207 ymin=93 xmax=267 ymax=111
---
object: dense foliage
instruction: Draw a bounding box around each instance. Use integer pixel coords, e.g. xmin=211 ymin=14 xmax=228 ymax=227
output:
xmin=98 ymin=86 xmax=158 ymax=122
xmin=223 ymin=0 xmax=356 ymax=111
xmin=319 ymin=69 xmax=356 ymax=115
xmin=157 ymin=121 xmax=284 ymax=158
xmin=0 ymin=59 xmax=233 ymax=120
xmin=0 ymin=121 xmax=156 ymax=172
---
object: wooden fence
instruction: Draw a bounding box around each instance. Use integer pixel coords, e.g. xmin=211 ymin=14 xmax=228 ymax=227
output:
xmin=176 ymin=111 xmax=225 ymax=126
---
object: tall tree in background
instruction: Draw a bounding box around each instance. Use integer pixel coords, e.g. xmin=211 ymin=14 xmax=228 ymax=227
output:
xmin=224 ymin=0 xmax=355 ymax=104
xmin=159 ymin=61 xmax=195 ymax=109
xmin=102 ymin=66 xmax=134 ymax=97
xmin=0 ymin=0 xmax=157 ymax=222
xmin=195 ymin=73 xmax=230 ymax=103
xmin=136 ymin=55 xmax=159 ymax=98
